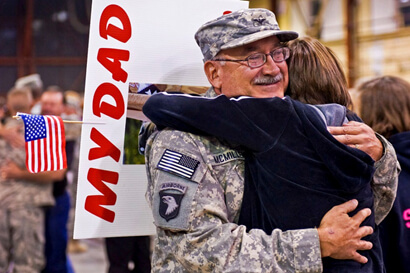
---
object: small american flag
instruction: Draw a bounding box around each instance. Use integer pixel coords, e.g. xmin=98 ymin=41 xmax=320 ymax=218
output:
xmin=18 ymin=113 xmax=67 ymax=173
xmin=157 ymin=149 xmax=199 ymax=179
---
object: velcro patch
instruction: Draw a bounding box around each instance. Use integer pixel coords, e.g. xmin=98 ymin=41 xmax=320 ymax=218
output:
xmin=159 ymin=183 xmax=187 ymax=221
xmin=157 ymin=149 xmax=199 ymax=179
xmin=212 ymin=150 xmax=244 ymax=165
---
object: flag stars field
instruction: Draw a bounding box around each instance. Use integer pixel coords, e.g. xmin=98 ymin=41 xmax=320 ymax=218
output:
xmin=25 ymin=115 xmax=47 ymax=141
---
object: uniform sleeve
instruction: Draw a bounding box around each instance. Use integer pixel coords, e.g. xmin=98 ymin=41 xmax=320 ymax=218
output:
xmin=143 ymin=92 xmax=271 ymax=152
xmin=145 ymin=129 xmax=322 ymax=273
xmin=372 ymin=133 xmax=400 ymax=224
xmin=345 ymin=109 xmax=399 ymax=224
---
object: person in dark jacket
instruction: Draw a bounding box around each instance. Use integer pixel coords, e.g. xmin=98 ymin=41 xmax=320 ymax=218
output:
xmin=358 ymin=75 xmax=410 ymax=273
xmin=40 ymin=87 xmax=75 ymax=273
xmin=142 ymin=9 xmax=399 ymax=272
xmin=142 ymin=36 xmax=386 ymax=273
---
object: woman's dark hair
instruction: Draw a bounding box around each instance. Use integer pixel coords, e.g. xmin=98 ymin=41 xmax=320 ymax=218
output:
xmin=358 ymin=75 xmax=410 ymax=138
xmin=286 ymin=36 xmax=353 ymax=109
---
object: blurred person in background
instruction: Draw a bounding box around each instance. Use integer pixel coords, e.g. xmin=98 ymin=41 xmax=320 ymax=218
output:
xmin=105 ymin=236 xmax=151 ymax=273
xmin=14 ymin=73 xmax=44 ymax=115
xmin=1 ymin=85 xmax=77 ymax=272
xmin=0 ymin=73 xmax=44 ymax=148
xmin=357 ymin=75 xmax=410 ymax=273
xmin=39 ymin=86 xmax=78 ymax=273
xmin=63 ymin=89 xmax=87 ymax=254
xmin=0 ymin=96 xmax=6 ymax=125
xmin=0 ymin=87 xmax=61 ymax=272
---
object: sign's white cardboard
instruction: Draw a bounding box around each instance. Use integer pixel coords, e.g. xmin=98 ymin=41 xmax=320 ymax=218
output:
xmin=74 ymin=0 xmax=248 ymax=238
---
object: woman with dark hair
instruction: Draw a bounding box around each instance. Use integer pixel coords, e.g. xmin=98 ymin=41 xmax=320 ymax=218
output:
xmin=286 ymin=36 xmax=352 ymax=109
xmin=358 ymin=75 xmax=410 ymax=273
xmin=143 ymin=37 xmax=390 ymax=272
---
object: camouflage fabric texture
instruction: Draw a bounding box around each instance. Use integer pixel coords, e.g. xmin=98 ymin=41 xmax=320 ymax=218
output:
xmin=0 ymin=118 xmax=54 ymax=272
xmin=145 ymin=128 xmax=322 ymax=272
xmin=0 ymin=206 xmax=46 ymax=273
xmin=372 ymin=133 xmax=400 ymax=224
xmin=0 ymin=119 xmax=54 ymax=209
xmin=194 ymin=8 xmax=298 ymax=61
xmin=143 ymin=87 xmax=399 ymax=272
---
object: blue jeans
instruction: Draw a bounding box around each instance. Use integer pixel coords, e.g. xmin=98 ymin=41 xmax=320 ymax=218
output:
xmin=42 ymin=190 xmax=74 ymax=273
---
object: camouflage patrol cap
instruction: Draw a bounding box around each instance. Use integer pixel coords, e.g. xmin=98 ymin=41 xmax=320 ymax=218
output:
xmin=195 ymin=8 xmax=298 ymax=62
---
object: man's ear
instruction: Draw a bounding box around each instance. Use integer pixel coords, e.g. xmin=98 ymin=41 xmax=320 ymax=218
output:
xmin=204 ymin=61 xmax=222 ymax=91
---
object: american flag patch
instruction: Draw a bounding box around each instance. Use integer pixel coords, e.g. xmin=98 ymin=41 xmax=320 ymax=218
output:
xmin=157 ymin=149 xmax=199 ymax=179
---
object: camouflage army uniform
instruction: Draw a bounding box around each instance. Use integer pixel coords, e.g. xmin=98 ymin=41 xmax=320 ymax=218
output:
xmin=0 ymin=119 xmax=54 ymax=273
xmin=144 ymin=7 xmax=400 ymax=271
xmin=371 ymin=135 xmax=400 ymax=225
xmin=146 ymin=129 xmax=323 ymax=273
xmin=144 ymin=87 xmax=399 ymax=273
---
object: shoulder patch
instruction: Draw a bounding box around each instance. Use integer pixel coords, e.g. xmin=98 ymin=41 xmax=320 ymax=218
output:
xmin=152 ymin=171 xmax=200 ymax=230
xmin=157 ymin=149 xmax=200 ymax=179
xmin=159 ymin=183 xmax=187 ymax=221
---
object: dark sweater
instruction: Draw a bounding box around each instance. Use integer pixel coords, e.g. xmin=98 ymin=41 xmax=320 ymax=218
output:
xmin=379 ymin=131 xmax=410 ymax=273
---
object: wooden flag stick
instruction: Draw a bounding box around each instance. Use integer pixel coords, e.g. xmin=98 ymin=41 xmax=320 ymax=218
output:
xmin=12 ymin=115 xmax=104 ymax=125
xmin=57 ymin=120 xmax=84 ymax=124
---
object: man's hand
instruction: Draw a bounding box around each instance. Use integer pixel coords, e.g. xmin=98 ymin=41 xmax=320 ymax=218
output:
xmin=318 ymin=199 xmax=373 ymax=263
xmin=328 ymin=121 xmax=383 ymax=161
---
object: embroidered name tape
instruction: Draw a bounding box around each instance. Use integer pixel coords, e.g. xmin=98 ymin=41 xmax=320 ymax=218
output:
xmin=157 ymin=149 xmax=200 ymax=179
xmin=213 ymin=150 xmax=244 ymax=164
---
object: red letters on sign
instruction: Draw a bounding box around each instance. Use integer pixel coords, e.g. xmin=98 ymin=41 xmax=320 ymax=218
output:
xmin=89 ymin=128 xmax=121 ymax=162
xmin=92 ymin=82 xmax=125 ymax=119
xmin=97 ymin=48 xmax=130 ymax=83
xmin=100 ymin=5 xmax=132 ymax=43
xmin=85 ymin=4 xmax=131 ymax=223
xmin=85 ymin=168 xmax=119 ymax=223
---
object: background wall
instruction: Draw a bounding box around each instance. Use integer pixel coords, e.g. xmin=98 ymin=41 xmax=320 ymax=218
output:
xmin=1 ymin=0 xmax=409 ymax=96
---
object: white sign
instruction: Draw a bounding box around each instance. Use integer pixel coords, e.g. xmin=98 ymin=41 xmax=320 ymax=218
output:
xmin=74 ymin=0 xmax=249 ymax=238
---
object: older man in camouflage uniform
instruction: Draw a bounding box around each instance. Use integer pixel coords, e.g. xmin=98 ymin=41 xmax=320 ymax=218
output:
xmin=144 ymin=8 xmax=399 ymax=272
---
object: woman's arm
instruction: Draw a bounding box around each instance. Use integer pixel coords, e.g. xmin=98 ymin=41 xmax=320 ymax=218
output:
xmin=143 ymin=92 xmax=272 ymax=151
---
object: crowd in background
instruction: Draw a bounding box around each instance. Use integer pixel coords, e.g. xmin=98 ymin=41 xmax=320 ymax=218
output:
xmin=0 ymin=74 xmax=83 ymax=273
xmin=0 ymin=73 xmax=152 ymax=273
xmin=355 ymin=76 xmax=410 ymax=273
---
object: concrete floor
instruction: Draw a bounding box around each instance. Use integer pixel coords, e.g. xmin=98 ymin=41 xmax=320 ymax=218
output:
xmin=69 ymin=238 xmax=108 ymax=273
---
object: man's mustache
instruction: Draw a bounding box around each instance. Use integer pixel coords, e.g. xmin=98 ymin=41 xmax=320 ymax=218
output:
xmin=253 ymin=73 xmax=283 ymax=85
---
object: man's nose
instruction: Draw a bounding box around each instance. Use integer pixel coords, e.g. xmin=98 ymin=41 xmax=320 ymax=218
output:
xmin=262 ymin=54 xmax=280 ymax=74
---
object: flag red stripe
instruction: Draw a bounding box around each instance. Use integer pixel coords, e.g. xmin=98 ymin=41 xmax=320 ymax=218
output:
xmin=35 ymin=137 xmax=41 ymax=172
xmin=26 ymin=141 xmax=32 ymax=173
xmin=48 ymin=117 xmax=56 ymax=171
xmin=56 ymin=116 xmax=67 ymax=169
xmin=45 ymin=117 xmax=52 ymax=171
xmin=54 ymin=116 xmax=62 ymax=169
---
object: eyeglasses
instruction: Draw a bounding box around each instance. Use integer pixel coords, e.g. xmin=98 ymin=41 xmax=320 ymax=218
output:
xmin=213 ymin=47 xmax=290 ymax=68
